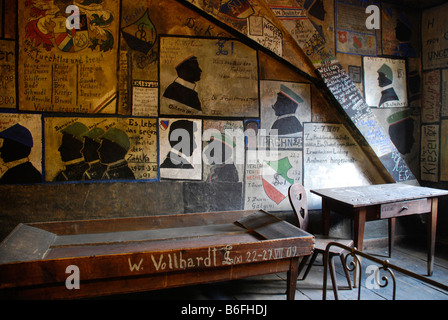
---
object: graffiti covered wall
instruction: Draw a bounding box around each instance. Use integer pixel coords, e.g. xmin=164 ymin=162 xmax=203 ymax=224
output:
xmin=0 ymin=0 xmax=427 ymax=225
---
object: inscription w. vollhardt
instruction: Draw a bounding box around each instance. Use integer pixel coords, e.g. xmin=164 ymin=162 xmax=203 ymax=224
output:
xmin=127 ymin=245 xmax=300 ymax=272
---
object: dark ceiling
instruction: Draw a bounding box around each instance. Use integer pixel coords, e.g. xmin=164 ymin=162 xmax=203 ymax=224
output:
xmin=389 ymin=0 xmax=447 ymax=10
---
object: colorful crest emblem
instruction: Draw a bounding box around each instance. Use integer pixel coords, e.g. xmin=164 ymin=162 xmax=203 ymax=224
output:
xmin=121 ymin=9 xmax=157 ymax=54
xmin=262 ymin=157 xmax=294 ymax=205
xmin=24 ymin=0 xmax=115 ymax=53
xmin=219 ymin=0 xmax=255 ymax=19
xmin=53 ymin=15 xmax=90 ymax=52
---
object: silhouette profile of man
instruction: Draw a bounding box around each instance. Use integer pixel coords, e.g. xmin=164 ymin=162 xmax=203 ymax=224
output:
xmin=98 ymin=128 xmax=135 ymax=180
xmin=163 ymin=56 xmax=202 ymax=111
xmin=270 ymin=85 xmax=304 ymax=136
xmin=393 ymin=14 xmax=416 ymax=57
xmin=377 ymin=63 xmax=399 ymax=107
xmin=0 ymin=124 xmax=42 ymax=184
xmin=54 ymin=122 xmax=89 ymax=182
xmin=161 ymin=120 xmax=197 ymax=169
xmin=205 ymin=133 xmax=239 ymax=182
xmin=81 ymin=128 xmax=107 ymax=180
xmin=388 ymin=110 xmax=415 ymax=155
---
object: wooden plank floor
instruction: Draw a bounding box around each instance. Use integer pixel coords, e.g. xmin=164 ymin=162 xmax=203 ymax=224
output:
xmin=100 ymin=240 xmax=448 ymax=300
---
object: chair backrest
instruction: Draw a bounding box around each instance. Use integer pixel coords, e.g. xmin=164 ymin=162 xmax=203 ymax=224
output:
xmin=288 ymin=183 xmax=309 ymax=231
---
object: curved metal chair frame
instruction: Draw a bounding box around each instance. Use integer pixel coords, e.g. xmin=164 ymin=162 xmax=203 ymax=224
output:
xmin=288 ymin=183 xmax=353 ymax=298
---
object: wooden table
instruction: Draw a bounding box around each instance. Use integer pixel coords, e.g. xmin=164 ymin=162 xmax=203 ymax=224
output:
xmin=0 ymin=210 xmax=314 ymax=299
xmin=311 ymin=183 xmax=448 ymax=276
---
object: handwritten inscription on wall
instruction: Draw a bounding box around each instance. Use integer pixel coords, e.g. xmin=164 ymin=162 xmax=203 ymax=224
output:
xmin=304 ymin=123 xmax=381 ymax=209
xmin=441 ymin=120 xmax=448 ymax=181
xmin=0 ymin=40 xmax=16 ymax=109
xmin=442 ymin=69 xmax=448 ymax=118
xmin=248 ymin=16 xmax=283 ymax=57
xmin=421 ymin=124 xmax=439 ymax=182
xmin=422 ymin=70 xmax=441 ymax=123
xmin=18 ymin=0 xmax=120 ymax=113
xmin=335 ymin=0 xmax=377 ymax=56
xmin=317 ymin=64 xmax=394 ymax=157
xmin=317 ymin=63 xmax=368 ymax=123
xmin=422 ymin=2 xmax=448 ymax=70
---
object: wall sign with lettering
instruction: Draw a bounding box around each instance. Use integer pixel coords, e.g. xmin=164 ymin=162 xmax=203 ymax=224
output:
xmin=271 ymin=4 xmax=334 ymax=67
xmin=0 ymin=40 xmax=16 ymax=109
xmin=335 ymin=0 xmax=377 ymax=56
xmin=303 ymin=123 xmax=383 ymax=209
xmin=132 ymin=80 xmax=158 ymax=117
xmin=441 ymin=120 xmax=448 ymax=182
xmin=248 ymin=15 xmax=283 ymax=57
xmin=422 ymin=2 xmax=448 ymax=70
xmin=421 ymin=124 xmax=439 ymax=182
xmin=422 ymin=70 xmax=441 ymax=123
xmin=442 ymin=69 xmax=448 ymax=118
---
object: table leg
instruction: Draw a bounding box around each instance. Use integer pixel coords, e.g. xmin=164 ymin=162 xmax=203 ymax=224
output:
xmin=322 ymin=199 xmax=330 ymax=236
xmin=353 ymin=207 xmax=366 ymax=252
xmin=353 ymin=208 xmax=366 ymax=288
xmin=388 ymin=218 xmax=396 ymax=258
xmin=286 ymin=257 xmax=299 ymax=300
xmin=428 ymin=198 xmax=438 ymax=276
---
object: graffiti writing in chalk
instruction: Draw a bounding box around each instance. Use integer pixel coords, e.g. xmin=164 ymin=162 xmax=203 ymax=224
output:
xmin=127 ymin=246 xmax=300 ymax=272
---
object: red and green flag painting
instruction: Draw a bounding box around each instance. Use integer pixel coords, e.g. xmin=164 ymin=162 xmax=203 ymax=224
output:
xmin=262 ymin=157 xmax=294 ymax=205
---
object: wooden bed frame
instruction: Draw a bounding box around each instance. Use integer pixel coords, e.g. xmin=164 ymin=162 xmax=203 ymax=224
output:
xmin=0 ymin=210 xmax=314 ymax=299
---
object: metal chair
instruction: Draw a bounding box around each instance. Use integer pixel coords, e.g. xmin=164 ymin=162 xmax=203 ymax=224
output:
xmin=288 ymin=183 xmax=353 ymax=299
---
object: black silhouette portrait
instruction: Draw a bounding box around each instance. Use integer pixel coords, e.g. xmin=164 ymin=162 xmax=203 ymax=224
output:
xmin=377 ymin=63 xmax=399 ymax=107
xmin=161 ymin=120 xmax=197 ymax=169
xmin=393 ymin=14 xmax=416 ymax=57
xmin=98 ymin=128 xmax=135 ymax=180
xmin=205 ymin=134 xmax=239 ymax=182
xmin=245 ymin=120 xmax=259 ymax=149
xmin=270 ymin=85 xmax=304 ymax=136
xmin=81 ymin=128 xmax=107 ymax=180
xmin=0 ymin=124 xmax=42 ymax=184
xmin=163 ymin=56 xmax=202 ymax=111
xmin=54 ymin=122 xmax=89 ymax=182
xmin=388 ymin=111 xmax=415 ymax=155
